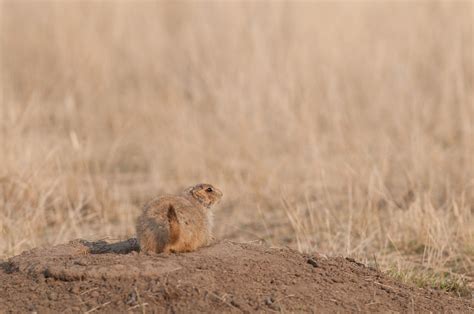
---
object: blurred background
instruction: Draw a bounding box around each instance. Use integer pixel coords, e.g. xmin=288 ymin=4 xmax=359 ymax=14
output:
xmin=0 ymin=1 xmax=473 ymax=295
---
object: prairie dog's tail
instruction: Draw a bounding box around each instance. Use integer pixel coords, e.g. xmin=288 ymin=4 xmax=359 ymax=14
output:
xmin=167 ymin=204 xmax=180 ymax=244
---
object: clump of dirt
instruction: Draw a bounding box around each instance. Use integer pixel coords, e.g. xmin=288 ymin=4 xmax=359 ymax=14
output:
xmin=0 ymin=240 xmax=472 ymax=312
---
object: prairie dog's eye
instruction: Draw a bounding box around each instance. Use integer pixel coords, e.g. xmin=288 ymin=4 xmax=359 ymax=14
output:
xmin=206 ymin=187 xmax=213 ymax=192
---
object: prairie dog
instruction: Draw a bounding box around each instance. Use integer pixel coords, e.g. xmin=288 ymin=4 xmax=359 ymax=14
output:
xmin=136 ymin=183 xmax=223 ymax=253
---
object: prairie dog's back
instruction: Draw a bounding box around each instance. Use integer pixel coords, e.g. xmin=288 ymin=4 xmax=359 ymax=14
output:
xmin=136 ymin=184 xmax=223 ymax=253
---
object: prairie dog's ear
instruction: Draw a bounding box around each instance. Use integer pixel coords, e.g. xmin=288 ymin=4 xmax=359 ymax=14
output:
xmin=183 ymin=185 xmax=195 ymax=196
xmin=190 ymin=187 xmax=200 ymax=200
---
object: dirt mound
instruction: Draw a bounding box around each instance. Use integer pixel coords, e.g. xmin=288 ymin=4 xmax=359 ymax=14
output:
xmin=0 ymin=240 xmax=472 ymax=313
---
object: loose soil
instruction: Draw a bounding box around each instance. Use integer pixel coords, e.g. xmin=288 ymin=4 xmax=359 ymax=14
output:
xmin=0 ymin=240 xmax=472 ymax=313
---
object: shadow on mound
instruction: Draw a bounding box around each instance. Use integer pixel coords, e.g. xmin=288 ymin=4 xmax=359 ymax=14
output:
xmin=79 ymin=238 xmax=140 ymax=254
xmin=0 ymin=240 xmax=472 ymax=313
xmin=0 ymin=261 xmax=15 ymax=274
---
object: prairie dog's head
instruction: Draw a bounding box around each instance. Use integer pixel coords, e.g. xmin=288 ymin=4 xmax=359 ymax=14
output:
xmin=184 ymin=183 xmax=223 ymax=208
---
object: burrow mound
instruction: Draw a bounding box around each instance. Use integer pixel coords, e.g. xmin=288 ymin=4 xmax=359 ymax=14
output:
xmin=0 ymin=240 xmax=472 ymax=312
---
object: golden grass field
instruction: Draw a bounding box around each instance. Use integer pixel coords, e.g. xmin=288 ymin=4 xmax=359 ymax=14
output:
xmin=1 ymin=1 xmax=473 ymax=295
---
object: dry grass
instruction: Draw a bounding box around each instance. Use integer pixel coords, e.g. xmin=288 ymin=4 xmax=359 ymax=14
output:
xmin=0 ymin=0 xmax=473 ymax=294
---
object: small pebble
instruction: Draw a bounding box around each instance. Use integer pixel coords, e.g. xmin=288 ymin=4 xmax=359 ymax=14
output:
xmin=47 ymin=292 xmax=58 ymax=301
xmin=307 ymin=258 xmax=319 ymax=268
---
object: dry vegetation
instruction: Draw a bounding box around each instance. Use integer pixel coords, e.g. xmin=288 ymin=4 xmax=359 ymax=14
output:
xmin=0 ymin=1 xmax=473 ymax=295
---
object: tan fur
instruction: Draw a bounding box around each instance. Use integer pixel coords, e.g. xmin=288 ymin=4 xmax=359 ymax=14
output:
xmin=136 ymin=183 xmax=223 ymax=253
